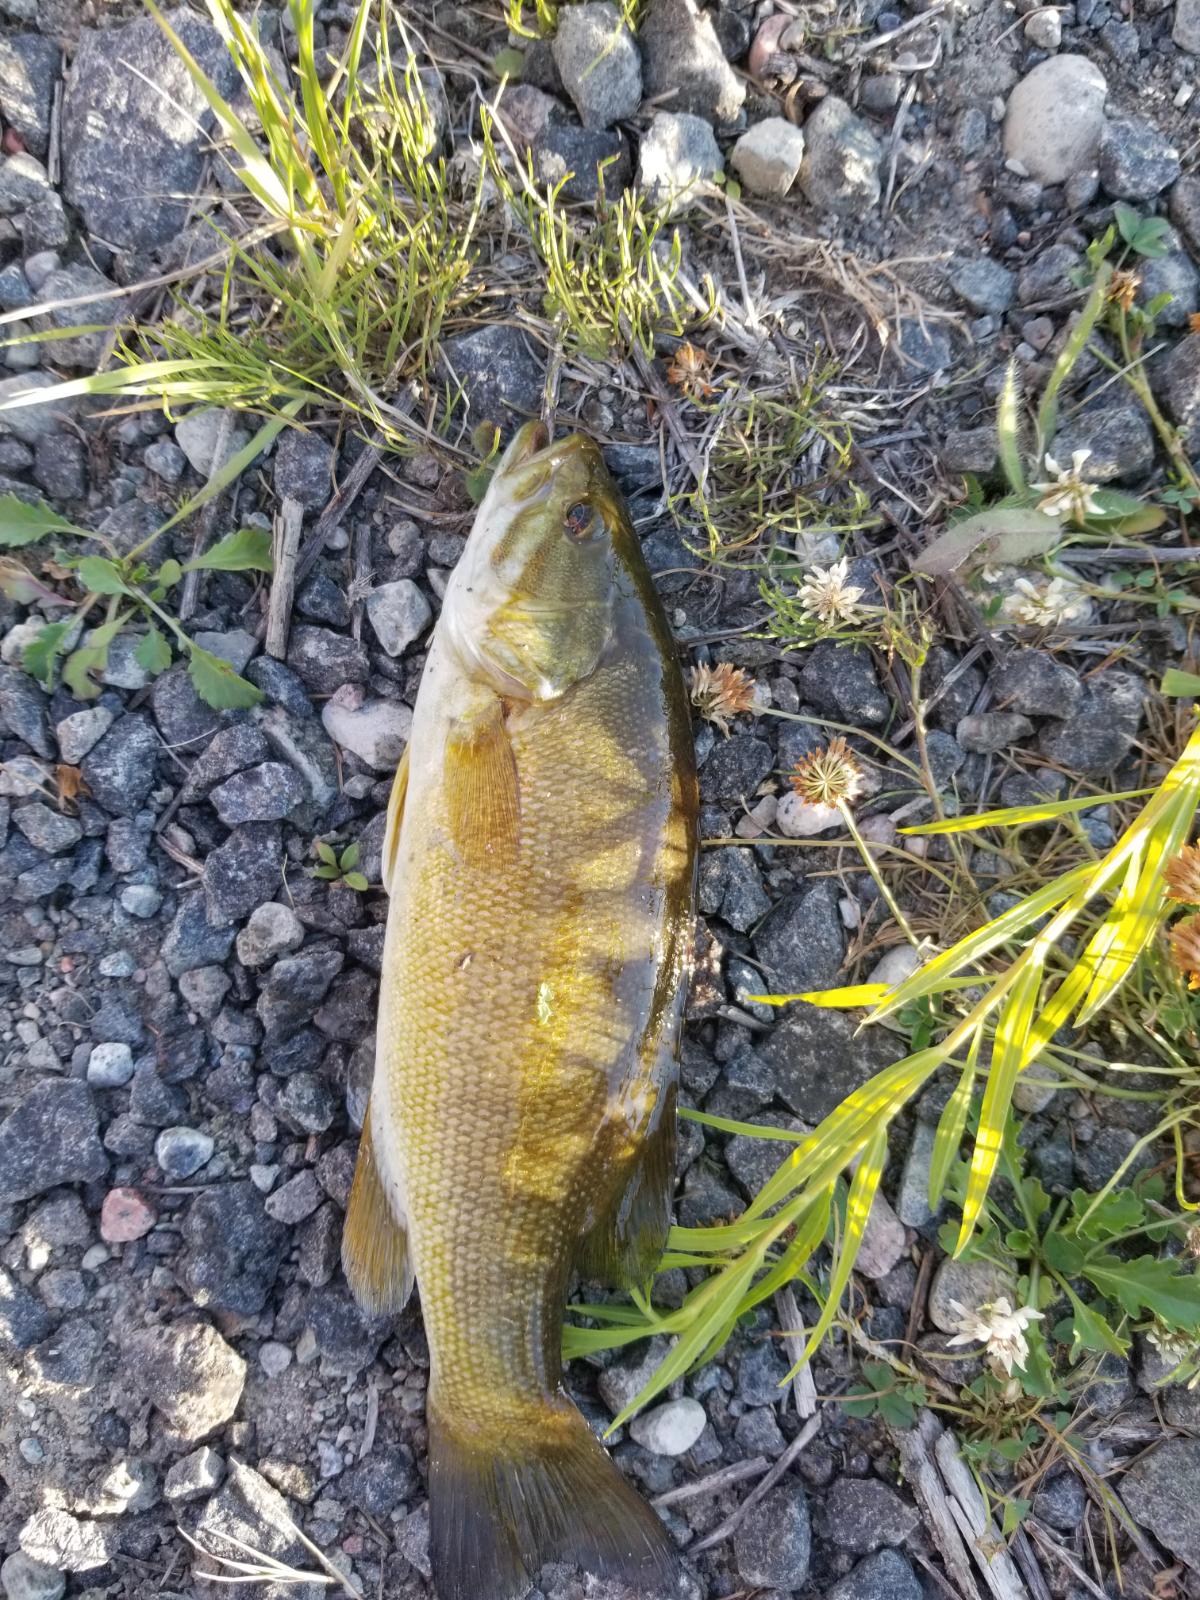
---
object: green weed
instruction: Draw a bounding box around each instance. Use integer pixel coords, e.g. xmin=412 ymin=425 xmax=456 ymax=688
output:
xmin=312 ymin=838 xmax=369 ymax=891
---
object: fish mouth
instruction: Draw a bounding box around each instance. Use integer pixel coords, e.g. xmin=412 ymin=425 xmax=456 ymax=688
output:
xmin=497 ymin=421 xmax=597 ymax=483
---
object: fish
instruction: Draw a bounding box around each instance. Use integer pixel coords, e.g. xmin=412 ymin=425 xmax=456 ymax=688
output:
xmin=342 ymin=419 xmax=698 ymax=1600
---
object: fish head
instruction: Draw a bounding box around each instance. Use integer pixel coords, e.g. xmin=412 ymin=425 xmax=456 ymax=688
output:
xmin=445 ymin=422 xmax=626 ymax=701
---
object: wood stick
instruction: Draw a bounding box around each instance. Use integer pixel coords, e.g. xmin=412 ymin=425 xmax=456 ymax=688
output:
xmin=774 ymin=1285 xmax=817 ymax=1418
xmin=687 ymin=1412 xmax=821 ymax=1554
xmin=890 ymin=1414 xmax=985 ymax=1600
xmin=651 ymin=1456 xmax=769 ymax=1509
xmin=266 ymin=496 xmax=304 ymax=660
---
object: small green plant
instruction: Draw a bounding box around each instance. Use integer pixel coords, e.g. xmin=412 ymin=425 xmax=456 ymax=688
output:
xmin=312 ymin=839 xmax=369 ymax=891
xmin=0 ymin=493 xmax=271 ymax=707
xmin=483 ymin=112 xmax=690 ymax=359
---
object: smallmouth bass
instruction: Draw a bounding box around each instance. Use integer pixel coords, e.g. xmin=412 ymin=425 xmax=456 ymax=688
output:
xmin=342 ymin=421 xmax=698 ymax=1600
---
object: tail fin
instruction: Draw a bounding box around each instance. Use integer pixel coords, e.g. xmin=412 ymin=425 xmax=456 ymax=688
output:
xmin=428 ymin=1399 xmax=677 ymax=1600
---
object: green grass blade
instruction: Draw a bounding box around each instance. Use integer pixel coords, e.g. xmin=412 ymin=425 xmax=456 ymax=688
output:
xmin=1035 ymin=262 xmax=1110 ymax=456
xmin=794 ymin=1124 xmax=888 ymax=1371
xmin=928 ymin=1029 xmax=981 ymax=1213
xmin=902 ymin=787 xmax=1155 ymax=836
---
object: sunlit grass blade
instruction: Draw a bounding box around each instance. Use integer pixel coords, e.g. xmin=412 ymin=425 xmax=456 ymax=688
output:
xmin=1036 ymin=261 xmax=1110 ymax=454
xmin=997 ymin=360 xmax=1025 ymax=495
xmin=957 ymin=958 xmax=1042 ymax=1250
xmin=928 ymin=1029 xmax=981 ymax=1213
xmin=745 ymin=983 xmax=893 ymax=1008
xmin=902 ymin=787 xmax=1155 ymax=836
xmin=793 ymin=1125 xmax=887 ymax=1371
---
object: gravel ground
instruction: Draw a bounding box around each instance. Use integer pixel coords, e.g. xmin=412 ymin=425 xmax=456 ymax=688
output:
xmin=1 ymin=2 xmax=1200 ymax=1599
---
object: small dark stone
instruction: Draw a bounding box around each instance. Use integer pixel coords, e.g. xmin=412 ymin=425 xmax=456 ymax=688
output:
xmin=736 ymin=1340 xmax=790 ymax=1406
xmin=950 ymin=257 xmax=1015 ymax=315
xmin=827 ymin=1549 xmax=923 ymax=1600
xmin=275 ymin=1071 xmax=339 ymax=1134
xmin=439 ymin=324 xmax=544 ymax=438
xmin=296 ymin=569 xmax=351 ymax=628
xmin=697 ymin=847 xmax=771 ymax=933
xmin=128 ymin=1061 xmax=189 ymax=1127
xmin=304 ymin=1284 xmax=391 ymax=1375
xmin=286 ymin=625 xmax=369 ymax=695
xmin=1051 ymin=395 xmax=1155 ymax=482
xmin=150 ymin=664 xmax=221 ymax=746
xmin=820 ymin=1476 xmax=920 ymax=1553
xmin=343 ymin=1447 xmax=419 ymax=1516
xmin=1099 ymin=118 xmax=1181 ymax=201
xmin=257 ymin=946 xmax=345 ymax=1040
xmin=162 ymin=894 xmax=238 ymax=977
xmin=0 ymin=1079 xmax=107 ymax=1203
xmin=203 ymin=823 xmax=284 ymax=927
xmin=896 ymin=318 xmax=953 ymax=374
xmin=245 ymin=657 xmax=315 ymax=718
xmin=209 ymin=762 xmax=307 ymax=825
xmin=0 ymin=1264 xmax=52 ymax=1349
xmin=1017 ymin=241 xmax=1082 ymax=306
xmin=988 ymin=650 xmax=1083 ymax=718
xmin=28 ymin=1318 xmax=105 ymax=1387
xmin=1033 ymin=1469 xmax=1087 ymax=1532
xmin=179 ymin=724 xmax=270 ymax=802
xmin=297 ymin=1203 xmax=341 ymax=1287
xmin=734 ymin=1480 xmax=810 ymax=1589
xmin=758 ymin=1001 xmax=904 ymax=1123
xmin=181 ymin=1181 xmax=289 ymax=1315
xmin=1121 ymin=1438 xmax=1200 ymax=1570
xmin=34 ymin=431 xmax=87 ymax=500
xmin=956 ymin=711 xmax=1034 ymax=754
xmin=700 ymin=734 xmax=775 ymax=804
xmin=531 ymin=124 xmax=630 ymax=204
xmin=678 ymin=1159 xmax=743 ymax=1227
xmin=0 ymin=34 xmax=60 ymax=158
xmin=1074 ymin=1124 xmax=1152 ymax=1188
xmin=274 ymin=429 xmax=334 ymax=511
xmin=0 ymin=663 xmax=53 ymax=756
xmin=799 ymin=642 xmax=888 ymax=725
xmin=81 ymin=714 xmax=159 ymax=816
xmin=752 ymin=879 xmax=846 ymax=997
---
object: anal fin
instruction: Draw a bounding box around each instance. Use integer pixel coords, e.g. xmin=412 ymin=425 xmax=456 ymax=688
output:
xmin=342 ymin=1109 xmax=414 ymax=1314
xmin=444 ymin=697 xmax=520 ymax=869
xmin=577 ymin=1083 xmax=677 ymax=1290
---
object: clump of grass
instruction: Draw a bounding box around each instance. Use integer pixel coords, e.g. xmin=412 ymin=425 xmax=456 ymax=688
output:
xmin=566 ymin=702 xmax=1200 ymax=1427
xmin=483 ymin=110 xmax=689 ymax=359
xmin=1 ymin=0 xmax=483 ymax=462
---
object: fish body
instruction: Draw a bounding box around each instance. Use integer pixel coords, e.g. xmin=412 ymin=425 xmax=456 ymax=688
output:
xmin=343 ymin=423 xmax=698 ymax=1600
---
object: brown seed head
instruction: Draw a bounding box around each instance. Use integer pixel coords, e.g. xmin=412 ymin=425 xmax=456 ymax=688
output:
xmin=1165 ymin=843 xmax=1200 ymax=906
xmin=666 ymin=342 xmax=716 ymax=401
xmin=791 ymin=736 xmax=864 ymax=807
xmin=1168 ymin=912 xmax=1200 ymax=991
xmin=690 ymin=662 xmax=758 ymax=736
xmin=1108 ymin=268 xmax=1140 ymax=314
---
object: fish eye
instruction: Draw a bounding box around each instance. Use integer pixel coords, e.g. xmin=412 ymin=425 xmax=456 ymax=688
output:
xmin=563 ymin=502 xmax=604 ymax=545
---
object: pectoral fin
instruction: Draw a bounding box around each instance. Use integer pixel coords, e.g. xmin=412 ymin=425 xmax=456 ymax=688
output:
xmin=342 ymin=1109 xmax=414 ymax=1314
xmin=381 ymin=745 xmax=410 ymax=895
xmin=577 ymin=1083 xmax=677 ymax=1290
xmin=444 ymin=698 xmax=520 ymax=868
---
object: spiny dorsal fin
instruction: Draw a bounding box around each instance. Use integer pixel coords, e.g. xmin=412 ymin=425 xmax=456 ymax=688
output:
xmin=444 ymin=698 xmax=520 ymax=869
xmin=576 ymin=1083 xmax=677 ymax=1290
xmin=381 ymin=745 xmax=410 ymax=896
xmin=342 ymin=1109 xmax=413 ymax=1315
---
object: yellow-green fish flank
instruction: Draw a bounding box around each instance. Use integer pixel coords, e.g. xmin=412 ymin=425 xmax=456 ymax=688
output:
xmin=342 ymin=422 xmax=698 ymax=1600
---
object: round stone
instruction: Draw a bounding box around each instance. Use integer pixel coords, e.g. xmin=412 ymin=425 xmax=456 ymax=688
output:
xmin=99 ymin=1187 xmax=157 ymax=1243
xmin=628 ymin=1397 xmax=707 ymax=1456
xmin=259 ymin=1341 xmax=293 ymax=1377
xmin=86 ymin=1042 xmax=134 ymax=1088
xmin=154 ymin=1126 xmax=215 ymax=1181
xmin=0 ymin=1552 xmax=65 ymax=1600
xmin=928 ymin=1256 xmax=1018 ymax=1334
xmin=1003 ymin=56 xmax=1107 ymax=185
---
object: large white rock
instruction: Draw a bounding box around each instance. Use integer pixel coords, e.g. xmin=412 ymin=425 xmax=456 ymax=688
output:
xmin=1175 ymin=0 xmax=1200 ymax=54
xmin=1003 ymin=55 xmax=1107 ymax=185
xmin=629 ymin=1396 xmax=707 ymax=1456
xmin=366 ymin=579 xmax=432 ymax=657
xmin=731 ymin=117 xmax=807 ymax=199
xmin=322 ymin=686 xmax=412 ymax=770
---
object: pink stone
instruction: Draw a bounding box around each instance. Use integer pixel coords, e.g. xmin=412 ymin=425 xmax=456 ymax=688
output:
xmin=100 ymin=1186 xmax=157 ymax=1243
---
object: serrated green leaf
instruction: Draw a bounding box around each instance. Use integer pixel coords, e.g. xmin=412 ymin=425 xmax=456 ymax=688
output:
xmin=185 ymin=526 xmax=274 ymax=574
xmin=23 ymin=620 xmax=73 ymax=686
xmin=1069 ymin=1185 xmax=1144 ymax=1241
xmin=1083 ymin=1254 xmax=1200 ymax=1329
xmin=134 ymin=625 xmax=173 ymax=676
xmin=0 ymin=493 xmax=89 ymax=548
xmin=1065 ymin=1288 xmax=1127 ymax=1359
xmin=75 ymin=555 xmax=131 ymax=596
xmin=186 ymin=644 xmax=262 ymax=710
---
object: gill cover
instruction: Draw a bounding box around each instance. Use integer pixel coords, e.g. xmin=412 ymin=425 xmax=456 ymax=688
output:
xmin=445 ymin=423 xmax=625 ymax=702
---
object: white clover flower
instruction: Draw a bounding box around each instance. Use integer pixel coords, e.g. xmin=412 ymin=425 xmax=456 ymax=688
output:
xmin=1001 ymin=575 xmax=1092 ymax=628
xmin=1146 ymin=1321 xmax=1196 ymax=1367
xmin=947 ymin=1296 xmax=1044 ymax=1378
xmin=795 ymin=556 xmax=865 ymax=626
xmin=1031 ymin=449 xmax=1105 ymax=524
